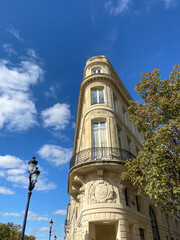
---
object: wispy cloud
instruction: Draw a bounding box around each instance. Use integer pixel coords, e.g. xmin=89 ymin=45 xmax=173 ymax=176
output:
xmin=37 ymin=227 xmax=49 ymax=232
xmin=0 ymin=155 xmax=56 ymax=191
xmin=105 ymin=0 xmax=130 ymax=15
xmin=2 ymin=43 xmax=16 ymax=55
xmin=0 ymin=58 xmax=43 ymax=132
xmin=53 ymin=209 xmax=67 ymax=215
xmin=0 ymin=186 xmax=15 ymax=195
xmin=27 ymin=211 xmax=49 ymax=221
xmin=164 ymin=0 xmax=177 ymax=8
xmin=0 ymin=212 xmax=20 ymax=217
xmin=38 ymin=144 xmax=72 ymax=166
xmin=7 ymin=27 xmax=23 ymax=42
xmin=45 ymin=86 xmax=57 ymax=98
xmin=41 ymin=103 xmax=71 ymax=130
xmin=27 ymin=49 xmax=37 ymax=59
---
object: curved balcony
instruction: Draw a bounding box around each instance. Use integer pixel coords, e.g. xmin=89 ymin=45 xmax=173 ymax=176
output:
xmin=69 ymin=147 xmax=135 ymax=170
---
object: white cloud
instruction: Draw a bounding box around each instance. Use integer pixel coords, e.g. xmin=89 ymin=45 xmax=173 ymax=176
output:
xmin=41 ymin=103 xmax=71 ymax=130
xmin=164 ymin=0 xmax=177 ymax=8
xmin=105 ymin=0 xmax=130 ymax=15
xmin=2 ymin=43 xmax=16 ymax=55
xmin=27 ymin=211 xmax=49 ymax=221
xmin=0 ymin=59 xmax=43 ymax=131
xmin=35 ymin=176 xmax=57 ymax=191
xmin=0 ymin=155 xmax=26 ymax=169
xmin=54 ymin=209 xmax=67 ymax=215
xmin=38 ymin=144 xmax=72 ymax=166
xmin=7 ymin=27 xmax=23 ymax=42
xmin=0 ymin=186 xmax=15 ymax=195
xmin=0 ymin=170 xmax=6 ymax=177
xmin=37 ymin=227 xmax=49 ymax=232
xmin=0 ymin=155 xmax=56 ymax=191
xmin=0 ymin=212 xmax=20 ymax=217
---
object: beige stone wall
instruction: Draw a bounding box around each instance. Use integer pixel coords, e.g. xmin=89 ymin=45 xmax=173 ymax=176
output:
xmin=65 ymin=56 xmax=180 ymax=240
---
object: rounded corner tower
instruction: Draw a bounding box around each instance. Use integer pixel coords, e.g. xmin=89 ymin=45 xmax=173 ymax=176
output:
xmin=64 ymin=56 xmax=180 ymax=240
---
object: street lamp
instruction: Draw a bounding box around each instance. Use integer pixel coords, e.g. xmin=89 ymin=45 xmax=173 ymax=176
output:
xmin=54 ymin=235 xmax=57 ymax=240
xmin=49 ymin=219 xmax=53 ymax=240
xmin=20 ymin=157 xmax=40 ymax=240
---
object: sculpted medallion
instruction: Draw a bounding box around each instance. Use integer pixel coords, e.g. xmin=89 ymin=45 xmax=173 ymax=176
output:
xmin=89 ymin=180 xmax=116 ymax=204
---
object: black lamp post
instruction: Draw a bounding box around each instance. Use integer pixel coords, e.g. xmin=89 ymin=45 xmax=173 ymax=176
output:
xmin=54 ymin=235 xmax=57 ymax=240
xmin=49 ymin=219 xmax=53 ymax=240
xmin=20 ymin=157 xmax=40 ymax=240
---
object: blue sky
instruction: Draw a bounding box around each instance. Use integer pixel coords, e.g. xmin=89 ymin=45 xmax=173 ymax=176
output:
xmin=0 ymin=0 xmax=180 ymax=239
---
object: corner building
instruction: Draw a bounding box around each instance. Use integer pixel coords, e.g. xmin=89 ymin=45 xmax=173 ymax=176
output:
xmin=65 ymin=56 xmax=180 ymax=240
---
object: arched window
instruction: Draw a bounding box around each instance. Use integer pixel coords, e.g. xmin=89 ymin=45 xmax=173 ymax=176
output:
xmin=149 ymin=206 xmax=160 ymax=240
xmin=91 ymin=68 xmax=102 ymax=74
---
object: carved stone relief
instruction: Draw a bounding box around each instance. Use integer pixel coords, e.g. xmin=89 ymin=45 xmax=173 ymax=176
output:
xmin=89 ymin=109 xmax=107 ymax=117
xmin=89 ymin=180 xmax=116 ymax=204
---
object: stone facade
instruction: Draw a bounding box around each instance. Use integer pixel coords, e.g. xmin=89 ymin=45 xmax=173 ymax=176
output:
xmin=64 ymin=56 xmax=180 ymax=240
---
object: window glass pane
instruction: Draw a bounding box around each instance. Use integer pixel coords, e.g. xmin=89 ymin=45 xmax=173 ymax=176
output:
xmin=93 ymin=129 xmax=99 ymax=147
xmin=118 ymin=129 xmax=122 ymax=149
xmin=100 ymin=129 xmax=107 ymax=147
xmin=113 ymin=95 xmax=118 ymax=112
xmin=100 ymin=122 xmax=106 ymax=127
xmin=92 ymin=122 xmax=107 ymax=148
xmin=139 ymin=228 xmax=145 ymax=240
xmin=149 ymin=206 xmax=160 ymax=240
xmin=99 ymin=89 xmax=104 ymax=103
xmin=123 ymin=109 xmax=128 ymax=124
xmin=131 ymin=122 xmax=135 ymax=135
xmin=93 ymin=123 xmax=98 ymax=128
xmin=91 ymin=90 xmax=97 ymax=104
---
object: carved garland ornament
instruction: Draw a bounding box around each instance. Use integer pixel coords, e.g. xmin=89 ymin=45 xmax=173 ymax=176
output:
xmin=89 ymin=180 xmax=116 ymax=204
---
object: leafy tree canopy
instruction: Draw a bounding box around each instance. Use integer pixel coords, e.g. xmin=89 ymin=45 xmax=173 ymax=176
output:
xmin=122 ymin=65 xmax=180 ymax=214
xmin=0 ymin=222 xmax=36 ymax=240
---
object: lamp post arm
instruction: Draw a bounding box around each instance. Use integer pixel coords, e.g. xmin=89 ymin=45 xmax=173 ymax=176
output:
xmin=20 ymin=191 xmax=32 ymax=240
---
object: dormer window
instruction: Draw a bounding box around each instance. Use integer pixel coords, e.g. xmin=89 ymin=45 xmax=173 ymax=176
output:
xmin=91 ymin=88 xmax=104 ymax=104
xmin=91 ymin=68 xmax=102 ymax=74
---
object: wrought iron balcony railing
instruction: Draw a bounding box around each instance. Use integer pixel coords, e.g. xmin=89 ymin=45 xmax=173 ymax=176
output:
xmin=69 ymin=147 xmax=135 ymax=170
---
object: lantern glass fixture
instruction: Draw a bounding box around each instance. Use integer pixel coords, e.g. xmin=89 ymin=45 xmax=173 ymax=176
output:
xmin=50 ymin=219 xmax=53 ymax=228
xmin=31 ymin=168 xmax=40 ymax=183
xmin=28 ymin=157 xmax=38 ymax=173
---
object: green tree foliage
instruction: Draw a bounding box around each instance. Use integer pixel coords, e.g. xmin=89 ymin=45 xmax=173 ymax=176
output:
xmin=122 ymin=65 xmax=180 ymax=214
xmin=0 ymin=222 xmax=36 ymax=240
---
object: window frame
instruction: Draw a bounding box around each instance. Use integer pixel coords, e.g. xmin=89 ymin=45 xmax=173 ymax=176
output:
xmin=91 ymin=68 xmax=102 ymax=75
xmin=91 ymin=88 xmax=105 ymax=105
xmin=113 ymin=94 xmax=118 ymax=112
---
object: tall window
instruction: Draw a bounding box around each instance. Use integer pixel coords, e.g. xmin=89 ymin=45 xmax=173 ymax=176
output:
xmin=127 ymin=138 xmax=131 ymax=152
xmin=123 ymin=108 xmax=128 ymax=125
xmin=139 ymin=228 xmax=145 ymax=240
xmin=139 ymin=130 xmax=143 ymax=144
xmin=91 ymin=68 xmax=102 ymax=74
xmin=131 ymin=122 xmax=136 ymax=135
xmin=113 ymin=94 xmax=118 ymax=112
xmin=136 ymin=196 xmax=141 ymax=212
xmin=149 ymin=206 xmax=160 ymax=240
xmin=124 ymin=188 xmax=129 ymax=206
xmin=117 ymin=129 xmax=122 ymax=149
xmin=92 ymin=122 xmax=107 ymax=148
xmin=91 ymin=88 xmax=104 ymax=105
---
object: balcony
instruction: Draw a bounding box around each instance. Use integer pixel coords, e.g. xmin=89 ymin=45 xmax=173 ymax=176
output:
xmin=69 ymin=147 xmax=135 ymax=170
